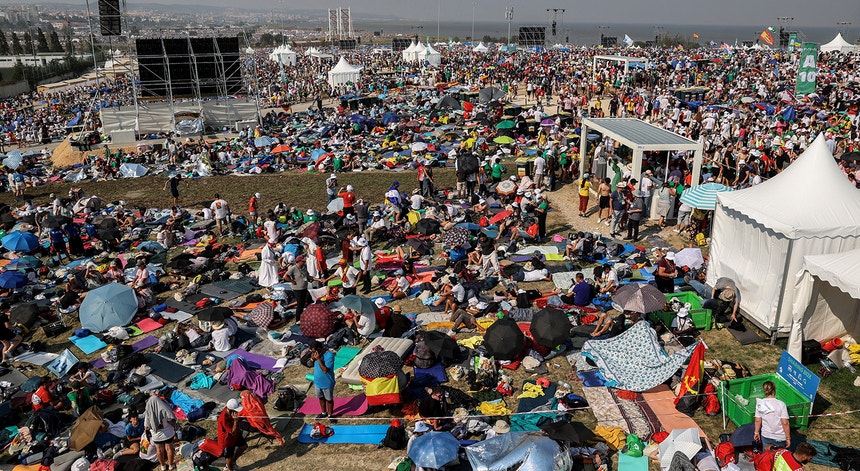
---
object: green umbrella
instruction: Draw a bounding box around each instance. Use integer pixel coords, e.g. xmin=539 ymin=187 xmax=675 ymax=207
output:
xmin=493 ymin=136 xmax=516 ymax=145
xmin=495 ymin=120 xmax=516 ymax=130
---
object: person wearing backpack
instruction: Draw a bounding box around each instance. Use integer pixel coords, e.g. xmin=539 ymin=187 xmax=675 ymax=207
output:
xmin=217 ymin=399 xmax=248 ymax=471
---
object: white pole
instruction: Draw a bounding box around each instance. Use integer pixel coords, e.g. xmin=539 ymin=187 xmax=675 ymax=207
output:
xmin=437 ymin=0 xmax=441 ymax=42
xmin=471 ymin=2 xmax=476 ymax=42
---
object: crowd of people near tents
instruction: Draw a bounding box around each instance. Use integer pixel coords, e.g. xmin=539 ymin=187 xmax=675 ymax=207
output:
xmin=0 ymin=40 xmax=857 ymax=471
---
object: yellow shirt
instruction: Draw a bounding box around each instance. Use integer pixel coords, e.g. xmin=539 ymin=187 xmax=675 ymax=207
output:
xmin=578 ymin=180 xmax=592 ymax=196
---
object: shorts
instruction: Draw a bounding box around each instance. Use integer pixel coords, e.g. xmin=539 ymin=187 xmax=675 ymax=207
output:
xmin=52 ymin=242 xmax=67 ymax=253
xmin=599 ymin=195 xmax=610 ymax=209
xmin=456 ymin=182 xmax=467 ymax=192
xmin=170 ymin=189 xmax=179 ymax=198
xmin=315 ymin=386 xmax=334 ymax=401
xmin=152 ymin=426 xmax=175 ymax=444
xmin=223 ymin=434 xmax=247 ymax=458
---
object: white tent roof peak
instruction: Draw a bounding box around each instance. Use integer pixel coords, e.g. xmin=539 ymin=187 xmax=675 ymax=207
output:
xmin=716 ymin=134 xmax=860 ymax=239
xmin=821 ymin=33 xmax=857 ymax=53
xmin=330 ymin=56 xmax=359 ymax=73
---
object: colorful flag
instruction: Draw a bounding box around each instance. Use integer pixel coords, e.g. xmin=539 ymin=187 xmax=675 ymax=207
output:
xmin=760 ymin=27 xmax=775 ymax=45
xmin=693 ymin=33 xmax=699 ymax=39
xmin=674 ymin=342 xmax=706 ymax=406
xmin=623 ymin=34 xmax=634 ymax=46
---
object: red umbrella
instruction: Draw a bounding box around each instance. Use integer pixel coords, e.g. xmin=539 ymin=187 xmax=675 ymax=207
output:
xmin=239 ymin=390 xmax=284 ymax=446
xmin=271 ymin=145 xmax=291 ymax=153
xmin=489 ymin=210 xmax=512 ymax=225
xmin=300 ymin=303 xmax=336 ymax=338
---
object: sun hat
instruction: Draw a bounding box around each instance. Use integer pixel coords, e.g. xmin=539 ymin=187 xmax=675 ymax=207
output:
xmin=414 ymin=421 xmax=431 ymax=433
xmin=392 ymin=305 xmax=402 ymax=313
xmin=375 ymin=298 xmax=387 ymax=308
xmin=211 ymin=321 xmax=225 ymax=330
xmin=492 ymin=420 xmax=511 ymax=434
xmin=666 ymin=251 xmax=675 ymax=261
xmin=255 ymin=192 xmax=261 ymax=198
xmin=226 ymin=398 xmax=243 ymax=412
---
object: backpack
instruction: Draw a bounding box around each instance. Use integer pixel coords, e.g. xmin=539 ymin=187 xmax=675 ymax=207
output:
xmin=702 ymin=382 xmax=720 ymax=416
xmin=309 ymin=422 xmax=334 ymax=440
xmin=89 ymin=458 xmax=118 ymax=471
xmin=607 ymin=243 xmax=624 ymax=257
xmin=753 ymin=449 xmax=776 ymax=471
xmin=299 ymin=348 xmax=315 ymax=368
xmin=715 ymin=441 xmax=736 ymax=467
xmin=274 ymin=386 xmax=299 ymax=412
xmin=380 ymin=424 xmax=407 ymax=450
xmin=117 ymin=353 xmax=147 ymax=373
xmin=412 ymin=333 xmax=438 ymax=369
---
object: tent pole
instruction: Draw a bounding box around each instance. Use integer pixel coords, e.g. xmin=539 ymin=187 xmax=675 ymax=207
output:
xmin=579 ymin=124 xmax=589 ymax=179
xmin=772 ymin=239 xmax=795 ymax=344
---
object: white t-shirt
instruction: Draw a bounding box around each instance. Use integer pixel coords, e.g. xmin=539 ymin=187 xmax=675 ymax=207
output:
xmin=523 ymin=268 xmax=549 ymax=282
xmin=211 ymin=327 xmax=232 ymax=352
xmin=410 ymin=194 xmax=424 ymax=210
xmin=356 ymin=313 xmax=376 ymax=336
xmin=210 ymin=199 xmax=229 ymax=219
xmin=754 ymin=397 xmax=789 ymax=441
xmin=202 ymin=208 xmax=213 ymax=220
xmin=264 ymin=220 xmax=278 ymax=241
xmin=359 ymin=246 xmax=372 ymax=271
xmin=451 ymin=283 xmax=466 ymax=303
xmin=395 ymin=275 xmax=410 ymax=292
xmin=334 ymin=266 xmax=360 ymax=289
xmin=640 ymin=176 xmax=654 ymax=196
xmin=533 ymin=156 xmax=546 ymax=175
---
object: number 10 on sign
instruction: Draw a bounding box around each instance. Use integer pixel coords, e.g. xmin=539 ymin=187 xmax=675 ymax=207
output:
xmin=796 ymin=43 xmax=818 ymax=96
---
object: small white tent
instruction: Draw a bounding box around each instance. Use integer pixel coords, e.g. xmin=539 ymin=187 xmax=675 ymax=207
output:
xmin=707 ymin=134 xmax=860 ymax=338
xmin=820 ymin=33 xmax=857 ymax=53
xmin=473 ymin=42 xmax=489 ymax=53
xmin=412 ymin=42 xmax=427 ymax=63
xmin=327 ymin=56 xmax=361 ymax=88
xmin=789 ymin=248 xmax=860 ymax=360
xmin=270 ymin=45 xmax=297 ymax=66
xmin=423 ymin=43 xmax=442 ymax=66
xmin=402 ymin=41 xmax=418 ymax=62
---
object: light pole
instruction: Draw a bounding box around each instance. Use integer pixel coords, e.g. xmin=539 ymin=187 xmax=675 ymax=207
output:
xmin=505 ymin=6 xmax=513 ymax=46
xmin=471 ymin=2 xmax=477 ymax=43
xmin=436 ymin=0 xmax=441 ymax=42
xmin=837 ymin=21 xmax=851 ymax=36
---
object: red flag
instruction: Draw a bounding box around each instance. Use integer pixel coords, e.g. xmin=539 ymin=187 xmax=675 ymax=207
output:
xmin=759 ymin=28 xmax=775 ymax=46
xmin=675 ymin=342 xmax=706 ymax=405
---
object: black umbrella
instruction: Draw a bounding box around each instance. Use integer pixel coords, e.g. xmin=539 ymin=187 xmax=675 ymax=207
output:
xmin=167 ymin=258 xmax=192 ymax=269
xmin=95 ymin=217 xmax=118 ymax=229
xmin=484 ymin=318 xmax=524 ymax=360
xmin=197 ymin=306 xmax=233 ymax=322
xmin=530 ymin=308 xmax=571 ymax=348
xmin=540 ymin=420 xmax=596 ymax=446
xmin=10 ymin=303 xmax=41 ymax=328
xmin=434 ymin=95 xmax=462 ymax=111
xmin=478 ymin=87 xmax=505 ymax=104
xmin=414 ymin=218 xmax=441 ymax=236
xmin=441 ymin=227 xmax=470 ymax=247
xmin=421 ymin=330 xmax=459 ymax=360
xmin=841 ymin=151 xmax=860 ymax=161
xmin=43 ymin=215 xmax=71 ymax=228
xmin=97 ymin=227 xmax=121 ymax=240
xmin=407 ymin=238 xmax=431 ymax=256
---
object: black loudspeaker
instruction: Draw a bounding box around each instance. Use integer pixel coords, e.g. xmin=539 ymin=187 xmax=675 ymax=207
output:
xmin=98 ymin=0 xmax=121 ymax=36
xmin=392 ymin=38 xmax=411 ymax=52
xmin=518 ymin=27 xmax=546 ymax=47
xmin=339 ymin=39 xmax=357 ymax=50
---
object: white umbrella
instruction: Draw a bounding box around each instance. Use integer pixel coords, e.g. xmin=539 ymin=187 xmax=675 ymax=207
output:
xmin=118 ymin=163 xmax=148 ymax=178
xmin=327 ymin=197 xmax=344 ymax=213
xmin=658 ymin=428 xmax=702 ymax=468
xmin=674 ymin=248 xmax=704 ymax=269
xmin=73 ymin=195 xmax=102 ymax=213
xmin=2 ymin=150 xmax=22 ymax=170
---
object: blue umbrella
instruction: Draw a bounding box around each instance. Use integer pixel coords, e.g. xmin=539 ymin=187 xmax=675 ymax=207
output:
xmin=408 ymin=432 xmax=459 ymax=469
xmin=679 ymin=182 xmax=735 ymax=210
xmin=79 ymin=283 xmax=139 ymax=332
xmin=2 ymin=231 xmax=40 ymax=252
xmin=2 ymin=150 xmax=22 ymax=170
xmin=254 ymin=136 xmax=276 ymax=148
xmin=7 ymin=255 xmax=43 ymax=270
xmin=0 ymin=271 xmax=28 ymax=289
xmin=456 ymin=222 xmax=483 ymax=232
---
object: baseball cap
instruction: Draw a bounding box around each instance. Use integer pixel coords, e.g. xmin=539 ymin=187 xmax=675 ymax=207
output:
xmin=226 ymin=398 xmax=243 ymax=412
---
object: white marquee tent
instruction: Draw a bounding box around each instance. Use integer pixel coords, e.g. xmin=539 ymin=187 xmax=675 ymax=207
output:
xmin=327 ymin=56 xmax=361 ymax=88
xmin=820 ymin=33 xmax=858 ymax=53
xmin=423 ymin=43 xmax=442 ymax=66
xmin=402 ymin=41 xmax=418 ymax=62
xmin=472 ymin=43 xmax=489 ymax=53
xmin=707 ymin=134 xmax=860 ymax=339
xmin=789 ymin=248 xmax=860 ymax=360
xmin=269 ymin=45 xmax=297 ymax=66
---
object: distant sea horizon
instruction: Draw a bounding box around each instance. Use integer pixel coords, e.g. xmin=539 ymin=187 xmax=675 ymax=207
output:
xmin=341 ymin=20 xmax=856 ymax=46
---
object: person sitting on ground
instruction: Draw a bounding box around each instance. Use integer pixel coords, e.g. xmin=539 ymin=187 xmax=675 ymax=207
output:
xmin=450 ymin=299 xmax=481 ymax=333
xmin=596 ymin=264 xmax=618 ymax=294
xmin=570 ymin=273 xmax=593 ymax=307
xmin=773 ymin=442 xmax=817 ymax=470
xmin=69 ymin=363 xmax=99 ymax=392
xmin=435 ymin=275 xmax=467 ymax=317
xmin=208 ymin=321 xmax=233 ymax=352
xmin=389 ymin=269 xmax=411 ymax=300
xmin=591 ymin=311 xmax=633 ymax=339
xmin=671 ymin=305 xmax=697 ymax=336
xmin=67 ymin=380 xmax=93 ymax=416
xmin=418 ymin=386 xmax=451 ymax=431
xmin=343 ymin=307 xmax=376 ymax=340
xmin=114 ymin=414 xmax=145 ymax=458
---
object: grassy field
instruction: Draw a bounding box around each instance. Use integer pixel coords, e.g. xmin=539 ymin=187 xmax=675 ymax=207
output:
xmin=2 ymin=165 xmax=858 ymax=470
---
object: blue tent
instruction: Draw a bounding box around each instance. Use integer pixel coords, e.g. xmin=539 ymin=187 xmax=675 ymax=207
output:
xmin=79 ymin=283 xmax=139 ymax=332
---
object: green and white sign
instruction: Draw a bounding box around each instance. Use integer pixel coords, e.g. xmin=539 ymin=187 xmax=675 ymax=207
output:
xmin=796 ymin=42 xmax=818 ymax=96
xmin=787 ymin=33 xmax=797 ymax=52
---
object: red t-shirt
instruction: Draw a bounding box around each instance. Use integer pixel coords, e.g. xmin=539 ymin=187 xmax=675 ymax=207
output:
xmin=341 ymin=191 xmax=356 ymax=208
xmin=32 ymin=386 xmax=52 ymax=411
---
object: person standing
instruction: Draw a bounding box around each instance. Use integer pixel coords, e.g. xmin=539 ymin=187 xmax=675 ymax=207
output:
xmin=626 ymin=190 xmax=645 ymax=241
xmin=247 ymin=193 xmax=260 ymax=225
xmin=534 ymin=195 xmax=549 ymax=240
xmin=0 ymin=306 xmax=23 ymax=363
xmin=639 ymin=169 xmax=655 ymax=216
xmin=340 ymin=184 xmax=356 ymax=216
xmin=218 ymin=399 xmax=248 ymax=471
xmin=597 ymin=178 xmax=611 ymax=223
xmin=258 ymin=239 xmax=279 ymax=288
xmin=654 ymin=251 xmax=678 ymax=293
xmin=144 ymin=392 xmax=177 ymax=471
xmin=311 ymin=341 xmax=335 ymax=419
xmin=210 ymin=194 xmax=230 ymax=236
xmin=325 ymin=174 xmax=338 ymax=203
xmin=358 ymin=237 xmax=373 ymax=295
xmin=162 ymin=174 xmax=185 ymax=208
xmin=283 ymin=253 xmax=309 ymax=323
xmin=533 ymin=153 xmax=546 ymax=188
xmin=478 ymin=233 xmax=500 ymax=278
xmin=754 ymin=380 xmax=791 ymax=450
xmin=577 ymin=173 xmax=592 ymax=217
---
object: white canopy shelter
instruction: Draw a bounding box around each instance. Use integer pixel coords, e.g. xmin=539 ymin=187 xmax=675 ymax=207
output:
xmin=789 ymin=248 xmax=860 ymax=360
xmin=422 ymin=43 xmax=442 ymax=66
xmin=708 ymin=134 xmax=860 ymax=339
xmin=820 ymin=33 xmax=858 ymax=53
xmin=472 ymin=43 xmax=489 ymax=53
xmin=327 ymin=56 xmax=361 ymax=88
xmin=402 ymin=41 xmax=418 ymax=62
xmin=269 ymin=45 xmax=297 ymax=66
xmin=593 ymin=55 xmax=651 ymax=78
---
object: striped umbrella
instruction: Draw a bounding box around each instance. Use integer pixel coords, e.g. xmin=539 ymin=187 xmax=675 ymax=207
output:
xmin=679 ymin=183 xmax=735 ymax=210
xmin=246 ymin=302 xmax=274 ymax=329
